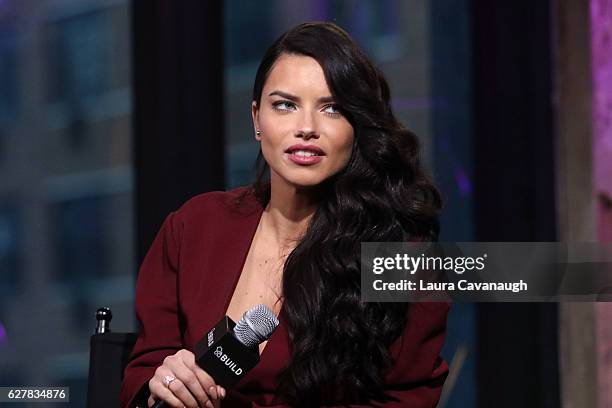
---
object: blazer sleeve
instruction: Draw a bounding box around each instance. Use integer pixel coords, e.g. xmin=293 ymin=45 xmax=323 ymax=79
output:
xmin=120 ymin=212 xmax=183 ymax=408
xmin=370 ymin=301 xmax=450 ymax=407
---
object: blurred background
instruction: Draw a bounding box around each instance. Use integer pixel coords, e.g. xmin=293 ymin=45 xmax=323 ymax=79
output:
xmin=0 ymin=0 xmax=610 ymax=407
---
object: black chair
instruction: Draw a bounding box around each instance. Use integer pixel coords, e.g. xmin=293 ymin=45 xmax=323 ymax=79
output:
xmin=87 ymin=307 xmax=138 ymax=408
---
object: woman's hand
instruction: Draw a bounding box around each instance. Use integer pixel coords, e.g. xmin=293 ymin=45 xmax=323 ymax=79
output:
xmin=147 ymin=349 xmax=226 ymax=408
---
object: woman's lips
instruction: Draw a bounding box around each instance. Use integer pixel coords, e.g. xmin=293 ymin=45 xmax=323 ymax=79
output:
xmin=286 ymin=151 xmax=324 ymax=165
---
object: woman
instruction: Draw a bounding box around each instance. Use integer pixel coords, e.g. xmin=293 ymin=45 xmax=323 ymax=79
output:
xmin=120 ymin=22 xmax=449 ymax=408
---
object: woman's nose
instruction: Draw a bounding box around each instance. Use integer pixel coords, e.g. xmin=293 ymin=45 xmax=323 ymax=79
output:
xmin=295 ymin=111 xmax=319 ymax=140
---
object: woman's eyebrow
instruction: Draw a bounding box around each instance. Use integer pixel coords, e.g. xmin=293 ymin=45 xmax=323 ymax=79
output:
xmin=268 ymin=90 xmax=335 ymax=104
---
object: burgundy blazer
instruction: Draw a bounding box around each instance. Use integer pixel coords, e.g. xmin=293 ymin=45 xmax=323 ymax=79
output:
xmin=120 ymin=187 xmax=450 ymax=408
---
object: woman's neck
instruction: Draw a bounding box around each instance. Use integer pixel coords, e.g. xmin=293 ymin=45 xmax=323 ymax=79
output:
xmin=263 ymin=178 xmax=320 ymax=248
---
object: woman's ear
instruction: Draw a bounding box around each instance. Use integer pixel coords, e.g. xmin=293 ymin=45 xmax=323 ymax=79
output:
xmin=251 ymin=101 xmax=261 ymax=141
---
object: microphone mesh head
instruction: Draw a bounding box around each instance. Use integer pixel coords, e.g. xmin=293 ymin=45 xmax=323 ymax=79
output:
xmin=233 ymin=304 xmax=280 ymax=349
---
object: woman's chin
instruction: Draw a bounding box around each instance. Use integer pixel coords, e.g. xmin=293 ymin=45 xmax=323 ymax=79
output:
xmin=270 ymin=167 xmax=336 ymax=190
xmin=291 ymin=180 xmax=325 ymax=189
xmin=281 ymin=176 xmax=328 ymax=190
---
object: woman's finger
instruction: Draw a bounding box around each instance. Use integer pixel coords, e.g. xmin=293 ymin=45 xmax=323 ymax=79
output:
xmin=178 ymin=349 xmax=219 ymax=401
xmin=151 ymin=362 xmax=201 ymax=408
xmin=192 ymin=365 xmax=219 ymax=400
xmin=170 ymin=359 xmax=213 ymax=407
xmin=148 ymin=375 xmax=187 ymax=408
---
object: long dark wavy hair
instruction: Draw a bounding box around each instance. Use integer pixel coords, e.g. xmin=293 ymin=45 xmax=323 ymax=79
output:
xmin=237 ymin=22 xmax=443 ymax=406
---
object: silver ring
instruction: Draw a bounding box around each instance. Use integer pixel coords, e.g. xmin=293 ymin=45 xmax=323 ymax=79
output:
xmin=163 ymin=375 xmax=176 ymax=388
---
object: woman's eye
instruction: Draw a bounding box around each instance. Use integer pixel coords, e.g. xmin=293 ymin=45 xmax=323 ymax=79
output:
xmin=272 ymin=101 xmax=296 ymax=112
xmin=323 ymin=104 xmax=342 ymax=116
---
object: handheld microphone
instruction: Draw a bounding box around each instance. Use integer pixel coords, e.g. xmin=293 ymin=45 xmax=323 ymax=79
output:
xmin=151 ymin=304 xmax=279 ymax=408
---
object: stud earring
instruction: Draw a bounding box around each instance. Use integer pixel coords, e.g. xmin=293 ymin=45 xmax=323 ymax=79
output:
xmin=256 ymin=131 xmax=261 ymax=136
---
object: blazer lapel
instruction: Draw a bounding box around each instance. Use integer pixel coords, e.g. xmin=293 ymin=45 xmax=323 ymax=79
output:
xmin=209 ymin=194 xmax=264 ymax=322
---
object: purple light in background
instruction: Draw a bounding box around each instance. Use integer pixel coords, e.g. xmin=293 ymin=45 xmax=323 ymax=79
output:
xmin=454 ymin=167 xmax=472 ymax=196
xmin=591 ymin=0 xmax=612 ymax=200
xmin=310 ymin=0 xmax=329 ymax=21
xmin=0 ymin=322 xmax=6 ymax=346
xmin=591 ymin=1 xmax=612 ymax=407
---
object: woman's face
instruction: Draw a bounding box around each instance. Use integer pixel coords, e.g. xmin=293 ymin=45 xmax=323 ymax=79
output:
xmin=252 ymin=53 xmax=355 ymax=189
